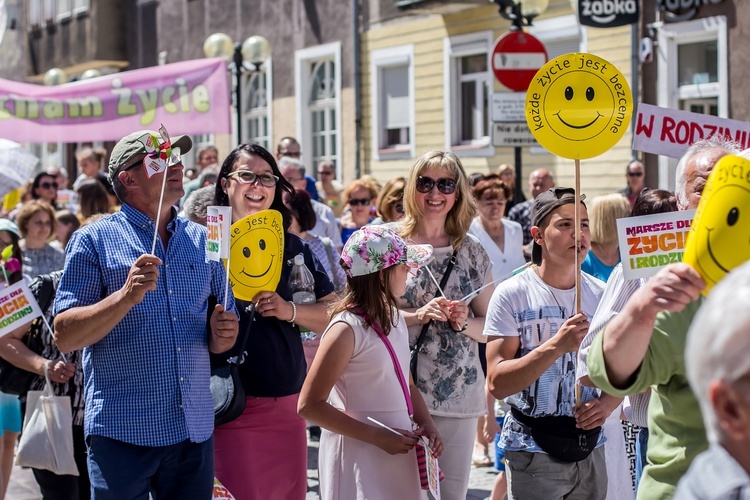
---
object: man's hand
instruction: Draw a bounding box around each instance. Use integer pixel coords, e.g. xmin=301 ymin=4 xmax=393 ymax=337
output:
xmin=640 ymin=263 xmax=705 ymax=317
xmin=209 ymin=304 xmax=239 ymax=354
xmin=552 ymin=312 xmax=589 ymax=353
xmin=574 ymin=398 xmax=609 ymax=430
xmin=122 ymin=254 xmax=162 ymax=306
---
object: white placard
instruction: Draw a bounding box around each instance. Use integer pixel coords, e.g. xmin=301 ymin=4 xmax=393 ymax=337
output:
xmin=492 ymin=92 xmax=526 ymax=122
xmin=206 ymin=206 xmax=232 ymax=261
xmin=0 ymin=281 xmax=44 ymax=338
xmin=492 ymin=122 xmax=538 ymax=147
xmin=617 ymin=210 xmax=695 ymax=280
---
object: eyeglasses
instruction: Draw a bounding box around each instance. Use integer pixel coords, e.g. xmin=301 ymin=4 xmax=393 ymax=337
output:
xmin=226 ymin=170 xmax=279 ymax=187
xmin=349 ymin=198 xmax=371 ymax=207
xmin=627 ymin=172 xmax=644 ymax=177
xmin=393 ymin=202 xmax=404 ymax=214
xmin=416 ymin=176 xmax=457 ymax=195
xmin=39 ymin=182 xmax=58 ymax=189
xmin=318 ymin=171 xmax=333 ymax=176
xmin=279 ymin=151 xmax=301 ymax=158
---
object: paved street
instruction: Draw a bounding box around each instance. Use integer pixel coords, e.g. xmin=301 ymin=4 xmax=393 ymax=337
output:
xmin=9 ymin=432 xmax=498 ymax=499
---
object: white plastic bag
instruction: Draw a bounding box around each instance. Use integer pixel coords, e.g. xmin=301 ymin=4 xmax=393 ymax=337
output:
xmin=15 ymin=370 xmax=78 ymax=476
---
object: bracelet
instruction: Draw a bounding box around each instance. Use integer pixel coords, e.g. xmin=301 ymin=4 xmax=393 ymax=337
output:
xmin=288 ymin=302 xmax=297 ymax=327
xmin=452 ymin=320 xmax=468 ymax=333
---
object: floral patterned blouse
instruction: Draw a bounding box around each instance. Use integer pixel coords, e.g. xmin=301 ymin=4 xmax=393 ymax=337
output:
xmin=397 ymin=235 xmax=491 ymax=417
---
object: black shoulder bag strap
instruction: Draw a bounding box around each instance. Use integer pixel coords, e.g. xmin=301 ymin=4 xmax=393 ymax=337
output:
xmin=410 ymin=249 xmax=458 ymax=379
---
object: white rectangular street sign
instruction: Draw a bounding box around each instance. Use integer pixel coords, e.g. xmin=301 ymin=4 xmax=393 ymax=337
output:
xmin=492 ymin=52 xmax=547 ymax=70
xmin=492 ymin=122 xmax=537 ymax=147
xmin=492 ymin=92 xmax=527 ymax=122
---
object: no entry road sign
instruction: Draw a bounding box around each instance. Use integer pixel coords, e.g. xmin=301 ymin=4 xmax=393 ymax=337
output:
xmin=491 ymin=31 xmax=548 ymax=91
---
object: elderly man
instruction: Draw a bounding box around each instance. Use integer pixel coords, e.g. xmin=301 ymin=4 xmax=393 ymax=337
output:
xmin=278 ymin=156 xmax=343 ymax=251
xmin=54 ymin=130 xmax=239 ymax=498
xmin=507 ymin=168 xmax=556 ymax=250
xmin=619 ymin=160 xmax=647 ymax=210
xmin=276 ymin=136 xmax=320 ymax=201
xmin=675 ymin=260 xmax=750 ymax=498
xmin=587 ymin=136 xmax=739 ymax=499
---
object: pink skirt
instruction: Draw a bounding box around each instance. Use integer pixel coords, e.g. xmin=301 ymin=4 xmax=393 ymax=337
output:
xmin=214 ymin=394 xmax=307 ymax=500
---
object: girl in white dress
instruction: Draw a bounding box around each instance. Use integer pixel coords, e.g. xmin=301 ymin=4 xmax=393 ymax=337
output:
xmin=299 ymin=225 xmax=445 ymax=500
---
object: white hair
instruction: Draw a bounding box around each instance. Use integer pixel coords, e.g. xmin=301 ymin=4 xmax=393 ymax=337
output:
xmin=674 ymin=136 xmax=740 ymax=209
xmin=685 ymin=260 xmax=750 ymax=444
xmin=277 ymin=156 xmax=306 ymax=177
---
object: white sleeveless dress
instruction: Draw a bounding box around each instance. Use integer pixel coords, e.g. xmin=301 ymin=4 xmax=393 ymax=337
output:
xmin=318 ymin=311 xmax=421 ymax=500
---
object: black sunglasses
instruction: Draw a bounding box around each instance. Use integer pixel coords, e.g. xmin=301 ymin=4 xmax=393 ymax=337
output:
xmin=393 ymin=202 xmax=404 ymax=214
xmin=39 ymin=182 xmax=58 ymax=189
xmin=416 ymin=176 xmax=457 ymax=195
xmin=349 ymin=198 xmax=371 ymax=207
xmin=627 ymin=172 xmax=644 ymax=177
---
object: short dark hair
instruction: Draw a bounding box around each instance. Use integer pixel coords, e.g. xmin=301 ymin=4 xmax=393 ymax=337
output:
xmin=214 ymin=143 xmax=296 ymax=231
xmin=632 ymin=189 xmax=677 ymax=217
xmin=31 ymin=172 xmax=56 ymax=200
xmin=286 ymin=189 xmax=317 ymax=232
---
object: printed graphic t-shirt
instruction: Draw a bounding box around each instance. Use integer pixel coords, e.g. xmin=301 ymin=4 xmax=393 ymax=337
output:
xmin=484 ymin=268 xmax=605 ymax=452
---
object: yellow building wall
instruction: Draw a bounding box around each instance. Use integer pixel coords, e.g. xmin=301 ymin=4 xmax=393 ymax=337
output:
xmin=361 ymin=5 xmax=636 ymax=199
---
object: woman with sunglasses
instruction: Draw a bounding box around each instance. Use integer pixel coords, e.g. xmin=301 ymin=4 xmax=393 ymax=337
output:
xmin=394 ymin=150 xmax=494 ymax=500
xmin=213 ymin=143 xmax=336 ymax=500
xmin=338 ymin=179 xmax=379 ymax=246
xmin=30 ymin=172 xmax=59 ymax=207
xmin=373 ymin=177 xmax=406 ymax=224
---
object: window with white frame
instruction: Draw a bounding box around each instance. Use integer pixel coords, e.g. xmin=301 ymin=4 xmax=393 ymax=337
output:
xmin=43 ymin=0 xmax=55 ymax=22
xmin=57 ymin=0 xmax=72 ymax=21
xmin=243 ymin=64 xmax=272 ymax=151
xmin=27 ymin=142 xmax=65 ymax=174
xmin=444 ymin=32 xmax=492 ymax=156
xmin=370 ymin=45 xmax=414 ymax=159
xmin=656 ymin=16 xmax=728 ymax=192
xmin=73 ymin=0 xmax=89 ymax=14
xmin=28 ymin=0 xmax=41 ymax=26
xmin=295 ymin=43 xmax=341 ymax=172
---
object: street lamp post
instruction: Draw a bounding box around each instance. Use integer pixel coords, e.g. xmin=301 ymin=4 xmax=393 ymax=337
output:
xmin=491 ymin=0 xmax=549 ymax=201
xmin=203 ymin=33 xmax=271 ymax=145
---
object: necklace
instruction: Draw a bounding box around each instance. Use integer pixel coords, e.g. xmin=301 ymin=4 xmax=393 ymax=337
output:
xmin=535 ymin=268 xmax=572 ymax=320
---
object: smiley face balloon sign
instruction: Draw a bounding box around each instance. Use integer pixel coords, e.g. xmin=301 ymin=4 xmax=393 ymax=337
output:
xmin=683 ymin=154 xmax=750 ymax=294
xmin=229 ymin=210 xmax=285 ymax=301
xmin=526 ymin=53 xmax=633 ymax=159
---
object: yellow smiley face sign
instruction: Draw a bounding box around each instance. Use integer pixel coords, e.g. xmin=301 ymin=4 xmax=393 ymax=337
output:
xmin=683 ymin=154 xmax=750 ymax=294
xmin=526 ymin=53 xmax=633 ymax=159
xmin=228 ymin=210 xmax=285 ymax=301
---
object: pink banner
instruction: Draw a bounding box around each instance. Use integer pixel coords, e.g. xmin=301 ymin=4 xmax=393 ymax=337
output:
xmin=0 ymin=58 xmax=231 ymax=142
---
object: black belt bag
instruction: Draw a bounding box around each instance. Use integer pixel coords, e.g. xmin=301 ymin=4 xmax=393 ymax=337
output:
xmin=511 ymin=408 xmax=600 ymax=463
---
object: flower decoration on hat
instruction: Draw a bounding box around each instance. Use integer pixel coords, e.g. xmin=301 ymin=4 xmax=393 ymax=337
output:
xmin=1 ymin=245 xmax=20 ymax=282
xmin=136 ymin=124 xmax=182 ymax=178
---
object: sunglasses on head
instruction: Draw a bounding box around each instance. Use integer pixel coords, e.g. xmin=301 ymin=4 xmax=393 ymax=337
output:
xmin=349 ymin=198 xmax=371 ymax=207
xmin=226 ymin=170 xmax=279 ymax=187
xmin=627 ymin=172 xmax=644 ymax=177
xmin=40 ymin=182 xmax=58 ymax=189
xmin=416 ymin=176 xmax=457 ymax=195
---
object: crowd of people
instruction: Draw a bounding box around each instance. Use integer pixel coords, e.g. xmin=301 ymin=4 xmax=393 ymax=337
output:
xmin=0 ymin=129 xmax=746 ymax=500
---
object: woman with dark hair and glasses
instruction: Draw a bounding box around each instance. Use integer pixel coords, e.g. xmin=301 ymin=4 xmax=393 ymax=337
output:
xmin=30 ymin=171 xmax=59 ymax=206
xmin=212 ymin=143 xmax=336 ymax=500
xmin=394 ymin=150 xmax=494 ymax=499
xmin=338 ymin=179 xmax=379 ymax=246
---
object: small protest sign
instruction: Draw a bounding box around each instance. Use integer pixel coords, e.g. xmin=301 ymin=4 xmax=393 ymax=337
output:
xmin=526 ymin=53 xmax=632 ymax=159
xmin=212 ymin=477 xmax=236 ymax=500
xmin=617 ymin=210 xmax=695 ymax=280
xmin=229 ymin=210 xmax=284 ymax=301
xmin=206 ymin=206 xmax=232 ymax=261
xmin=683 ymin=154 xmax=750 ymax=294
xmin=0 ymin=280 xmax=44 ymax=338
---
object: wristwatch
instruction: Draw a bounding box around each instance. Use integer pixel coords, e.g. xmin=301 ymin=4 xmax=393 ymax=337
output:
xmin=452 ymin=321 xmax=468 ymax=333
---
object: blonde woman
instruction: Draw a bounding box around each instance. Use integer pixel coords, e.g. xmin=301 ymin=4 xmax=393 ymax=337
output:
xmin=395 ymin=150 xmax=494 ymax=499
xmin=338 ymin=179 xmax=379 ymax=246
xmin=374 ymin=177 xmax=406 ymax=224
xmin=582 ymin=193 xmax=631 ymax=282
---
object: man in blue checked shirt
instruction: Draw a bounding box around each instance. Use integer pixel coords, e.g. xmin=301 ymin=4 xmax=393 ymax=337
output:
xmin=54 ymin=130 xmax=239 ymax=499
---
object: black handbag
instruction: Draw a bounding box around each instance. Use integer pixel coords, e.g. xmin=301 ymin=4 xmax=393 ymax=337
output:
xmin=0 ymin=274 xmax=55 ymax=396
xmin=511 ymin=408 xmax=601 ymax=462
xmin=211 ymin=302 xmax=255 ymax=426
xmin=409 ymin=250 xmax=458 ymax=379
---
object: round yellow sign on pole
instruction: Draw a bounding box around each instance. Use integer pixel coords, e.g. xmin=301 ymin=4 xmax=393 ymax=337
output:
xmin=526 ymin=53 xmax=633 ymax=159
xmin=229 ymin=209 xmax=285 ymax=301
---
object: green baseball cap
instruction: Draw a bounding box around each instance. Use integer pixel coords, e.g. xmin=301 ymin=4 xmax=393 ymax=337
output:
xmin=107 ymin=130 xmax=192 ymax=182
